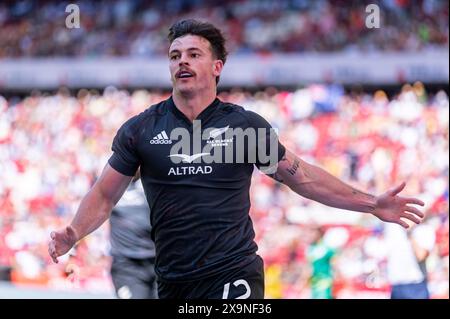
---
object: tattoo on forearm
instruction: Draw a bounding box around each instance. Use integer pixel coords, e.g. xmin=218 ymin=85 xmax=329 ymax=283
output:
xmin=286 ymin=158 xmax=300 ymax=176
xmin=351 ymin=188 xmax=372 ymax=197
xmin=351 ymin=188 xmax=376 ymax=211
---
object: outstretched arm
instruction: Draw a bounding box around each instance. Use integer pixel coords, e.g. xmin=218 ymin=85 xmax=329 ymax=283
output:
xmin=48 ymin=163 xmax=134 ymax=263
xmin=268 ymin=149 xmax=424 ymax=228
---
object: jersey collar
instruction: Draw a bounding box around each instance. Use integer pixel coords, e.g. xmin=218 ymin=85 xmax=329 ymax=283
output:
xmin=167 ymin=96 xmax=221 ymax=125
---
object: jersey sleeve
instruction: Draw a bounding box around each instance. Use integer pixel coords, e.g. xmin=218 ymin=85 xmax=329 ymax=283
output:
xmin=108 ymin=115 xmax=142 ymax=176
xmin=244 ymin=110 xmax=286 ymax=173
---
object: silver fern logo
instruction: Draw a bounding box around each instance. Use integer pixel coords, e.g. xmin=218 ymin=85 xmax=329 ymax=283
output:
xmin=207 ymin=125 xmax=233 ymax=147
xmin=168 ymin=121 xmax=281 ymax=174
xmin=209 ymin=126 xmax=230 ymax=139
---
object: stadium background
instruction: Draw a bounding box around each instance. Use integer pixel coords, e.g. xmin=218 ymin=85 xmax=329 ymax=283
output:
xmin=0 ymin=0 xmax=448 ymax=299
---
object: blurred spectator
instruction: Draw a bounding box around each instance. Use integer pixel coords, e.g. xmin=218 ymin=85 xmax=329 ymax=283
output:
xmin=385 ymin=217 xmax=436 ymax=299
xmin=0 ymin=84 xmax=448 ymax=297
xmin=0 ymin=0 xmax=448 ymax=58
xmin=306 ymin=226 xmax=337 ymax=299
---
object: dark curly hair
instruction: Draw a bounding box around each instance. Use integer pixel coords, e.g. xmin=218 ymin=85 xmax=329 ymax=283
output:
xmin=168 ymin=19 xmax=228 ymax=84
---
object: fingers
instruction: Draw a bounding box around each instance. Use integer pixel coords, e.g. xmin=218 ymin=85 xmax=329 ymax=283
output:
xmin=390 ymin=182 xmax=406 ymax=196
xmin=51 ymin=254 xmax=59 ymax=264
xmin=48 ymin=240 xmax=59 ymax=264
xmin=401 ymin=197 xmax=425 ymax=207
xmin=405 ymin=205 xmax=425 ymax=218
xmin=397 ymin=219 xmax=410 ymax=229
xmin=400 ymin=212 xmax=422 ymax=225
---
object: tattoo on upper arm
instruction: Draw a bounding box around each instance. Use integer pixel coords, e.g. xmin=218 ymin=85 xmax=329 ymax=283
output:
xmin=286 ymin=158 xmax=300 ymax=176
xmin=267 ymin=154 xmax=300 ymax=183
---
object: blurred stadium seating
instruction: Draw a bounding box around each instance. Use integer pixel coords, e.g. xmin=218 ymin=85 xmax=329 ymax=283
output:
xmin=0 ymin=0 xmax=448 ymax=299
xmin=0 ymin=0 xmax=448 ymax=57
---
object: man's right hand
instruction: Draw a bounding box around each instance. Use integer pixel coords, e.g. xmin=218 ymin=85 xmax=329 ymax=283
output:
xmin=47 ymin=164 xmax=134 ymax=263
xmin=48 ymin=226 xmax=78 ymax=263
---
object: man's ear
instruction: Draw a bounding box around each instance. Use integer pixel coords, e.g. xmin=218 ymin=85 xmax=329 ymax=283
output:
xmin=213 ymin=60 xmax=223 ymax=77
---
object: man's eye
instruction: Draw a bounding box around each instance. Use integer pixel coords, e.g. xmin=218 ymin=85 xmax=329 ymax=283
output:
xmin=191 ymin=53 xmax=199 ymax=58
xmin=170 ymin=55 xmax=178 ymax=60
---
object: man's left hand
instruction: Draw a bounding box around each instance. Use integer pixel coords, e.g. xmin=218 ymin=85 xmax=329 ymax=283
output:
xmin=372 ymin=182 xmax=425 ymax=229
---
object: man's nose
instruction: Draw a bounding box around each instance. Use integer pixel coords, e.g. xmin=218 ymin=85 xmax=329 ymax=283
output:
xmin=178 ymin=53 xmax=189 ymax=66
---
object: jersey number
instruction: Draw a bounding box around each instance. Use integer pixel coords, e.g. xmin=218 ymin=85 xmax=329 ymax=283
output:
xmin=222 ymin=279 xmax=251 ymax=299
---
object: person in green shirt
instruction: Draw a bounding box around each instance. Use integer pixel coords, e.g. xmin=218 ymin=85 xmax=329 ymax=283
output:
xmin=307 ymin=226 xmax=336 ymax=299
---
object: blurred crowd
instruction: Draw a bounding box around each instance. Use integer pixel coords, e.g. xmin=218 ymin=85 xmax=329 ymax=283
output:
xmin=0 ymin=83 xmax=448 ymax=298
xmin=0 ymin=0 xmax=448 ymax=57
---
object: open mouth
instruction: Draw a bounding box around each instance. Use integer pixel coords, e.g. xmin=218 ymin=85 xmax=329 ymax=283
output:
xmin=176 ymin=70 xmax=195 ymax=79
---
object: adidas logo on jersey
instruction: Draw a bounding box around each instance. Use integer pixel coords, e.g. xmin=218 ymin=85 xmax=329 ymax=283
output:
xmin=150 ymin=131 xmax=172 ymax=144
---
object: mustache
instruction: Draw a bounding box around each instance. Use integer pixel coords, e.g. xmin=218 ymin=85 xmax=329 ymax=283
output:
xmin=175 ymin=68 xmax=196 ymax=78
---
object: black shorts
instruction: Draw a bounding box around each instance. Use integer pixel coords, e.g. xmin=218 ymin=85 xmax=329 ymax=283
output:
xmin=110 ymin=256 xmax=158 ymax=299
xmin=157 ymin=255 xmax=265 ymax=299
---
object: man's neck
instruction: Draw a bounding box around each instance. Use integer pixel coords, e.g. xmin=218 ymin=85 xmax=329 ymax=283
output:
xmin=172 ymin=89 xmax=217 ymax=122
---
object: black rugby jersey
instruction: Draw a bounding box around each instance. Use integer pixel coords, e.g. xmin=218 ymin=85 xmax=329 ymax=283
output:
xmin=108 ymin=96 xmax=285 ymax=282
